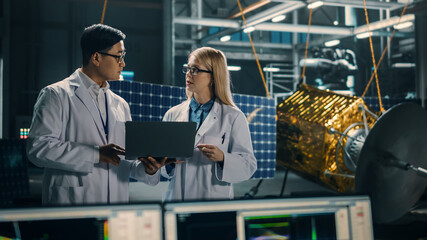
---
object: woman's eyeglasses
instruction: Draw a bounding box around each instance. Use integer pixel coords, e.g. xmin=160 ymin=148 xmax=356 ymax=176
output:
xmin=97 ymin=51 xmax=126 ymax=63
xmin=182 ymin=66 xmax=212 ymax=76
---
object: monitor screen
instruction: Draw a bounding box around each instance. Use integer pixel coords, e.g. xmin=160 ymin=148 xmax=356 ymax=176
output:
xmin=0 ymin=204 xmax=162 ymax=240
xmin=164 ymin=196 xmax=373 ymax=240
xmin=237 ymin=208 xmax=341 ymax=239
xmin=174 ymin=211 xmax=237 ymax=240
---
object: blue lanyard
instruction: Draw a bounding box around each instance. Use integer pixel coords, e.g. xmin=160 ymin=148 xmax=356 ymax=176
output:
xmin=96 ymin=92 xmax=110 ymax=203
xmin=96 ymin=92 xmax=109 ymax=140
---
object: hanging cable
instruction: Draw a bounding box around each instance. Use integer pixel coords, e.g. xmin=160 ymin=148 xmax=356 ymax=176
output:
xmin=361 ymin=0 xmax=410 ymax=105
xmin=361 ymin=0 xmax=386 ymax=112
xmin=236 ymin=0 xmax=271 ymax=98
xmin=100 ymin=0 xmax=108 ymax=24
xmin=299 ymin=0 xmax=314 ymax=84
xmin=279 ymin=168 xmax=289 ymax=197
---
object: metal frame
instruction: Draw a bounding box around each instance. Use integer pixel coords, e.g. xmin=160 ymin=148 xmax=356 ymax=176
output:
xmin=171 ymin=0 xmax=411 ymax=101
xmin=1 ymin=0 xmax=11 ymax=139
xmin=265 ymin=63 xmax=299 ymax=105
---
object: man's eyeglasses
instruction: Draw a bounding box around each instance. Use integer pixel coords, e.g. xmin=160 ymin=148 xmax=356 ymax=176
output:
xmin=97 ymin=51 xmax=126 ymax=63
xmin=182 ymin=66 xmax=212 ymax=76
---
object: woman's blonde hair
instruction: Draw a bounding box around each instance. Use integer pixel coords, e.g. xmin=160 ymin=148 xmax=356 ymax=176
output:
xmin=186 ymin=47 xmax=236 ymax=107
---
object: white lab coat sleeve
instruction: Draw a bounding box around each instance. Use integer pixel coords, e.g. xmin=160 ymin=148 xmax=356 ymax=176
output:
xmin=162 ymin=108 xmax=173 ymax=122
xmin=160 ymin=166 xmax=175 ymax=179
xmin=27 ymin=87 xmax=97 ymax=173
xmin=215 ymin=112 xmax=257 ymax=183
xmin=129 ymin=160 xmax=161 ymax=185
xmin=160 ymin=109 xmax=177 ymax=179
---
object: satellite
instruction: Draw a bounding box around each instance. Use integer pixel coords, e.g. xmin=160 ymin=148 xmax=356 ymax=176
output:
xmin=277 ymin=84 xmax=427 ymax=223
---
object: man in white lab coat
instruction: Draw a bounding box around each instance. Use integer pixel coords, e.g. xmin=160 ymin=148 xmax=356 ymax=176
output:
xmin=27 ymin=24 xmax=169 ymax=205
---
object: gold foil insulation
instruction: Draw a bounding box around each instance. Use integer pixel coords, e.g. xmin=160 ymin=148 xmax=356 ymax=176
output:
xmin=276 ymin=84 xmax=377 ymax=192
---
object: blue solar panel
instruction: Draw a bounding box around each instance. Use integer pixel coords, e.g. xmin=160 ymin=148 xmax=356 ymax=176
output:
xmin=0 ymin=140 xmax=30 ymax=206
xmin=110 ymin=81 xmax=276 ymax=179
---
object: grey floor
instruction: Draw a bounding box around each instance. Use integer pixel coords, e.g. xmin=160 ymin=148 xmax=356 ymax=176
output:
xmin=129 ymin=165 xmax=334 ymax=202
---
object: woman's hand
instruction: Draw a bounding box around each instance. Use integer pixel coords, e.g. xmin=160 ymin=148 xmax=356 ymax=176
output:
xmin=138 ymin=157 xmax=184 ymax=175
xmin=197 ymin=144 xmax=224 ymax=162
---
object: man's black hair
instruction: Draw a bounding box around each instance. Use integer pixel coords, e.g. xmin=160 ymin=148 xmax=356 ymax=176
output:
xmin=80 ymin=24 xmax=126 ymax=66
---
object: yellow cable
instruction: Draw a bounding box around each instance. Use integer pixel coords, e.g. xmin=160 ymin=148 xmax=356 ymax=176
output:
xmin=100 ymin=0 xmax=108 ymax=24
xmin=236 ymin=0 xmax=271 ymax=98
xmin=300 ymin=0 xmax=314 ymax=82
xmin=362 ymin=0 xmax=410 ymax=101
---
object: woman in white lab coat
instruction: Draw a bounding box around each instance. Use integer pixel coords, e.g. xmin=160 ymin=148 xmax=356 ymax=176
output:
xmin=161 ymin=47 xmax=257 ymax=201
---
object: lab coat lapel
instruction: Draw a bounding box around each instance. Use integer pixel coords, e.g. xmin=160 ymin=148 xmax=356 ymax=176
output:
xmin=177 ymin=100 xmax=190 ymax=122
xmin=71 ymin=72 xmax=107 ymax=143
xmin=106 ymin=89 xmax=116 ymax=139
xmin=195 ymin=99 xmax=220 ymax=145
xmin=176 ymin=100 xmax=199 ymax=146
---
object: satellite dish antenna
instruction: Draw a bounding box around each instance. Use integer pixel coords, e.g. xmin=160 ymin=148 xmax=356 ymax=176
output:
xmin=356 ymin=103 xmax=427 ymax=224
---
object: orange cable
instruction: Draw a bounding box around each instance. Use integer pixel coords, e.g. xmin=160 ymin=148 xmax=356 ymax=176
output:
xmin=362 ymin=0 xmax=385 ymax=112
xmin=300 ymin=0 xmax=314 ymax=82
xmin=361 ymin=0 xmax=410 ymax=99
xmin=236 ymin=0 xmax=271 ymax=98
xmin=100 ymin=0 xmax=108 ymax=24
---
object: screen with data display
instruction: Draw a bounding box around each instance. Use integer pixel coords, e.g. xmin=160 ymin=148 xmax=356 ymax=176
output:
xmin=164 ymin=196 xmax=373 ymax=240
xmin=0 ymin=204 xmax=162 ymax=240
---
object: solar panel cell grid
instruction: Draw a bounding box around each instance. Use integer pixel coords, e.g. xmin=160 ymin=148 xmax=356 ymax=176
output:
xmin=110 ymin=81 xmax=276 ymax=179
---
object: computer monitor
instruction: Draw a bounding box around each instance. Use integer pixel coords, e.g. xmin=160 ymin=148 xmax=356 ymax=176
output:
xmin=0 ymin=203 xmax=162 ymax=240
xmin=164 ymin=196 xmax=373 ymax=240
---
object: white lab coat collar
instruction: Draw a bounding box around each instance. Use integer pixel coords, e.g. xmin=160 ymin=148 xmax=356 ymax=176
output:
xmin=78 ymin=69 xmax=110 ymax=102
xmin=70 ymin=70 xmax=108 ymax=143
xmin=166 ymin=98 xmax=222 ymax=145
xmin=196 ymin=98 xmax=220 ymax=137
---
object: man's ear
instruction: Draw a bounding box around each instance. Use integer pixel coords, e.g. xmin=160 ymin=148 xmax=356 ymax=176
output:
xmin=91 ymin=52 xmax=101 ymax=66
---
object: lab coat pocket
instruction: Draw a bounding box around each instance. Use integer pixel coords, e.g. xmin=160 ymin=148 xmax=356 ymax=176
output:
xmin=50 ymin=186 xmax=86 ymax=204
xmin=52 ymin=174 xmax=83 ymax=187
xmin=202 ymin=135 xmax=222 ymax=148
xmin=200 ymin=135 xmax=225 ymax=164
xmin=203 ymin=134 xmax=228 ymax=153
